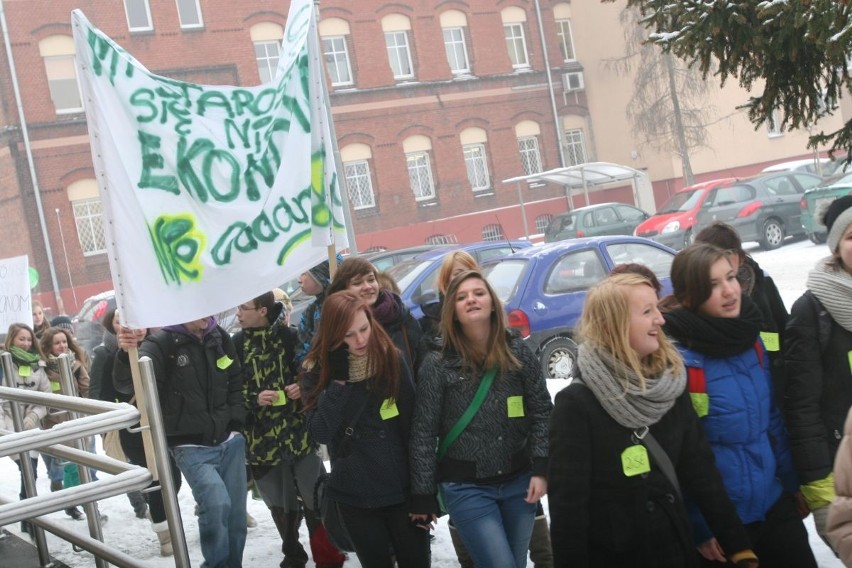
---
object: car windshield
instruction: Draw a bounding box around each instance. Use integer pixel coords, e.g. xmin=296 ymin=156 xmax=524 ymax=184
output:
xmin=482 ymin=260 xmax=526 ymax=303
xmin=387 ymin=259 xmax=434 ymax=291
xmin=657 ymin=189 xmax=702 ymax=214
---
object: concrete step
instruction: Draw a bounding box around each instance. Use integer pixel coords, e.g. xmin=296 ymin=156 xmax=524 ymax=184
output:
xmin=0 ymin=527 xmax=72 ymax=567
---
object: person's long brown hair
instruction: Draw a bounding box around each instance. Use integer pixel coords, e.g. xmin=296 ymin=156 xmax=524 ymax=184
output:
xmin=40 ymin=327 xmax=88 ymax=367
xmin=440 ymin=270 xmax=519 ymax=375
xmin=302 ymin=292 xmax=400 ymax=412
xmin=326 ymin=256 xmax=378 ymax=297
xmin=660 ymin=243 xmax=731 ymax=313
xmin=4 ymin=323 xmax=44 ymax=358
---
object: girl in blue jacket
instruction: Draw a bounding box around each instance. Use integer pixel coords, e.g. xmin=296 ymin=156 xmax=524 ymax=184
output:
xmin=661 ymin=243 xmax=816 ymax=568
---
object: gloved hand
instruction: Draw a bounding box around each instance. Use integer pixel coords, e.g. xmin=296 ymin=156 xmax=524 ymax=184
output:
xmin=23 ymin=413 xmax=39 ymax=430
xmin=327 ymin=344 xmax=349 ymax=380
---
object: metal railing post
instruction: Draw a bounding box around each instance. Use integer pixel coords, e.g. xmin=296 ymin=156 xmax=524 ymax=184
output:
xmin=138 ymin=356 xmax=190 ymax=566
xmin=1 ymin=351 xmax=51 ymax=565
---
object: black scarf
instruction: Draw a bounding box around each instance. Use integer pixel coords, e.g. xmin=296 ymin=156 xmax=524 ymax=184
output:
xmin=663 ymin=295 xmax=762 ymax=358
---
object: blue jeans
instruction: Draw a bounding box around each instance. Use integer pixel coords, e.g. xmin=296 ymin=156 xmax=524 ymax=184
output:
xmin=172 ymin=434 xmax=247 ymax=568
xmin=440 ymin=472 xmax=536 ymax=568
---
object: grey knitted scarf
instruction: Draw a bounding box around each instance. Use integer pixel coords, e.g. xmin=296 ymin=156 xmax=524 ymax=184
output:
xmin=577 ymin=343 xmax=686 ymax=429
xmin=807 ymin=256 xmax=852 ymax=333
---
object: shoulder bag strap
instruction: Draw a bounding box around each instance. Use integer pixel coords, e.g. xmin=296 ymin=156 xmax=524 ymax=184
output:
xmin=333 ymin=394 xmax=371 ymax=459
xmin=437 ymin=366 xmax=497 ymax=460
xmin=643 ymin=431 xmax=682 ymax=499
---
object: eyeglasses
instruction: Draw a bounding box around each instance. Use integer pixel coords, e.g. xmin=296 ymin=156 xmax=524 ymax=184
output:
xmin=236 ymin=305 xmax=258 ymax=312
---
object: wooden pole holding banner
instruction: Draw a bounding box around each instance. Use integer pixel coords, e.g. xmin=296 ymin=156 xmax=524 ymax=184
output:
xmin=128 ymin=345 xmax=158 ymax=481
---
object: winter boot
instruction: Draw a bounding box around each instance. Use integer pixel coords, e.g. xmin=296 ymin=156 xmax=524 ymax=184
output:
xmin=51 ymin=479 xmax=84 ymax=521
xmin=270 ymin=507 xmax=309 ymax=568
xmin=151 ymin=521 xmax=174 ymax=556
xmin=303 ymin=507 xmax=345 ymax=568
xmin=449 ymin=520 xmax=474 ymax=568
xmin=128 ymin=490 xmax=149 ymax=519
xmin=529 ymin=514 xmax=554 ymax=568
xmin=246 ymin=512 xmax=258 ymax=528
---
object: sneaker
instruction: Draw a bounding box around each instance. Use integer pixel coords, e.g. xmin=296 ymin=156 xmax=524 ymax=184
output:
xmin=246 ymin=513 xmax=257 ymax=528
xmin=65 ymin=507 xmax=85 ymax=520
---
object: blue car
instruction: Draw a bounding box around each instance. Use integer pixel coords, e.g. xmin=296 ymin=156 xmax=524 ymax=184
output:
xmin=482 ymin=236 xmax=676 ymax=380
xmin=385 ymin=240 xmax=533 ymax=319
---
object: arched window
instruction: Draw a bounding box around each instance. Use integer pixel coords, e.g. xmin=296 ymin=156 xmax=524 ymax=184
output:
xmin=515 ymin=120 xmax=543 ymax=175
xmin=460 ymin=128 xmax=491 ymax=192
xmin=403 ymin=136 xmax=436 ymax=201
xmin=67 ymin=179 xmax=106 ymax=255
xmin=319 ymin=18 xmax=354 ymax=86
xmin=553 ymin=4 xmax=576 ymax=62
xmin=440 ymin=10 xmax=470 ymax=75
xmin=501 ymin=7 xmax=529 ymax=69
xmin=482 ymin=223 xmax=505 ymax=242
xmin=39 ymin=36 xmax=82 ymax=114
xmin=382 ymin=15 xmax=414 ymax=79
xmin=341 ymin=143 xmax=376 ymax=209
xmin=250 ymin=23 xmax=284 ymax=84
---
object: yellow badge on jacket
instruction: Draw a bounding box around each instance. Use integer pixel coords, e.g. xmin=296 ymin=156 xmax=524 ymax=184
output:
xmin=622 ymin=445 xmax=651 ymax=477
xmin=18 ymin=365 xmax=31 ymax=378
xmin=760 ymin=331 xmax=780 ymax=352
xmin=507 ymin=396 xmax=524 ymax=418
xmin=216 ymin=355 xmax=234 ymax=370
xmin=380 ymin=399 xmax=399 ymax=420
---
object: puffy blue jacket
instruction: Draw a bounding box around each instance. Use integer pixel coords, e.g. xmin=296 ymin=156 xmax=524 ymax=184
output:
xmin=678 ymin=342 xmax=799 ymax=543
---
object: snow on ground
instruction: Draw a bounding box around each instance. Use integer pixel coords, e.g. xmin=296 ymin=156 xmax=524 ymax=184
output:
xmin=0 ymin=236 xmax=842 ymax=566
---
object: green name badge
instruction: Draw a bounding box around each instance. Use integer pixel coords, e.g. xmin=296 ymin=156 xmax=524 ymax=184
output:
xmin=848 ymin=351 xmax=852 ymax=375
xmin=621 ymin=444 xmax=651 ymax=477
xmin=216 ymin=355 xmax=234 ymax=370
xmin=272 ymin=390 xmax=287 ymax=407
xmin=690 ymin=392 xmax=709 ymax=418
xmin=507 ymin=396 xmax=525 ymax=418
xmin=380 ymin=399 xmax=399 ymax=420
xmin=18 ymin=365 xmax=31 ymax=378
xmin=51 ymin=380 xmax=61 ymax=392
xmin=760 ymin=331 xmax=780 ymax=352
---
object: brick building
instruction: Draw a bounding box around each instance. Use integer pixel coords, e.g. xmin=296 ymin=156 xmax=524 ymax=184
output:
xmin=0 ymin=0 xmax=841 ymax=314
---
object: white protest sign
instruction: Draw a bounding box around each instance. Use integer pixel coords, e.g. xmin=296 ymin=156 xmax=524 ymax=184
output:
xmin=0 ymin=255 xmax=32 ymax=333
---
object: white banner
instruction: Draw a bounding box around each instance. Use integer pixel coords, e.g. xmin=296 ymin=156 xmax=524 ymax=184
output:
xmin=0 ymin=255 xmax=32 ymax=333
xmin=72 ymin=0 xmax=347 ymax=328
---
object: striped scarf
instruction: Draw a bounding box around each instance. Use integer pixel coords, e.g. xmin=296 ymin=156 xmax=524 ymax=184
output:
xmin=807 ymin=256 xmax=852 ymax=333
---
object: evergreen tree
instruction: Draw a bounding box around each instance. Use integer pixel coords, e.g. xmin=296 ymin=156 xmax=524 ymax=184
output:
xmin=611 ymin=0 xmax=852 ymax=159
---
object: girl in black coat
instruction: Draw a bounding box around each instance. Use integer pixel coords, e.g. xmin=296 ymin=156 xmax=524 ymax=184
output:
xmin=301 ymin=291 xmax=429 ymax=568
xmin=548 ymin=272 xmax=757 ymax=567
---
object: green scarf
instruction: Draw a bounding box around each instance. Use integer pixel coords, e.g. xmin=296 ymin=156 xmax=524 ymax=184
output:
xmin=8 ymin=346 xmax=41 ymax=372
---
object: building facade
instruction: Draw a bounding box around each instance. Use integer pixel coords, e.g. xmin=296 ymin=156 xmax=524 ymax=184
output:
xmin=0 ymin=0 xmax=842 ymax=314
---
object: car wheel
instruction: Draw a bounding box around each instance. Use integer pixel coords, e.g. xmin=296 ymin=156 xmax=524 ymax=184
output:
xmin=759 ymin=218 xmax=785 ymax=250
xmin=808 ymin=232 xmax=827 ymax=245
xmin=540 ymin=337 xmax=578 ymax=381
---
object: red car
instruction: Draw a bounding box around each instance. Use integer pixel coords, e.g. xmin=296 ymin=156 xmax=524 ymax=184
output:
xmin=634 ymin=178 xmax=737 ymax=250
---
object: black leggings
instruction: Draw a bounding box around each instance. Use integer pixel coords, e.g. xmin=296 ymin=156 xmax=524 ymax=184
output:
xmin=338 ymin=501 xmax=430 ymax=568
xmin=119 ymin=428 xmax=182 ymax=523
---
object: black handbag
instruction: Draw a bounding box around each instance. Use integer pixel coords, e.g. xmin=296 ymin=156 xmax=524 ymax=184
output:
xmin=312 ymin=396 xmax=370 ymax=553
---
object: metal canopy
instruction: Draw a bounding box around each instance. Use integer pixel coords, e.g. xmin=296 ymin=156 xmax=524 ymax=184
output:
xmin=502 ymin=161 xmax=644 ymax=188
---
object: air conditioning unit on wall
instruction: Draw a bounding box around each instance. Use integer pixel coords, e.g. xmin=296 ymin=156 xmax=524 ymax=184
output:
xmin=562 ymin=71 xmax=584 ymax=92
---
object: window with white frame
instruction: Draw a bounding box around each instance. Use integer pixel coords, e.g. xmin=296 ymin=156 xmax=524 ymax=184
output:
xmin=565 ymin=128 xmax=587 ymax=166
xmin=323 ymin=36 xmax=353 ymax=86
xmin=482 ymin=223 xmax=505 ymax=242
xmin=343 ymin=161 xmax=375 ymax=209
xmin=40 ymin=36 xmax=83 ymax=114
xmin=254 ymin=41 xmax=281 ymax=84
xmin=556 ymin=19 xmax=576 ymax=62
xmin=72 ymin=199 xmax=107 ymax=255
xmin=504 ymin=23 xmax=529 ymax=68
xmin=176 ymin=0 xmax=202 ymax=28
xmin=767 ymin=109 xmax=783 ymax=137
xmin=535 ymin=214 xmax=553 ymax=234
xmin=464 ymin=144 xmax=491 ymax=191
xmin=443 ymin=27 xmax=470 ymax=74
xmin=518 ymin=136 xmax=542 ymax=175
xmin=385 ymin=31 xmax=414 ymax=79
xmin=124 ymin=0 xmax=152 ymax=31
xmin=407 ymin=152 xmax=435 ymax=200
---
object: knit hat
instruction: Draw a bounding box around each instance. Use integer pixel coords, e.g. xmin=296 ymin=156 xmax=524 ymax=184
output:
xmin=823 ymin=195 xmax=852 ymax=253
xmin=306 ymin=253 xmax=344 ymax=291
xmin=50 ymin=315 xmax=74 ymax=333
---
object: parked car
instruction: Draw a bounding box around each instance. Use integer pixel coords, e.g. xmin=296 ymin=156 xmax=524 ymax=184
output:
xmin=761 ymin=157 xmax=835 ymax=176
xmin=800 ymin=173 xmax=852 ymax=244
xmin=364 ymin=244 xmax=454 ymax=272
xmin=634 ymin=178 xmax=737 ymax=250
xmin=543 ymin=202 xmax=650 ymax=243
xmin=481 ymin=236 xmax=676 ymax=381
xmin=385 ymin=240 xmax=533 ymax=319
xmin=72 ymin=289 xmax=116 ymax=357
xmin=693 ymin=172 xmax=823 ymax=250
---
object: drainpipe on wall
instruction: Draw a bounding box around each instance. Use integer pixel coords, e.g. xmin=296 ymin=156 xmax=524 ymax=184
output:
xmin=0 ymin=0 xmax=63 ymax=311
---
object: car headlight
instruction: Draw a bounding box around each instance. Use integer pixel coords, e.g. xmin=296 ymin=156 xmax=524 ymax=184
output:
xmin=661 ymin=221 xmax=680 ymax=234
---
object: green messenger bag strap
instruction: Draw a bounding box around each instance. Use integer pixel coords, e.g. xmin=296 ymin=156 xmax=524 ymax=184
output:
xmin=437 ymin=366 xmax=497 ymax=460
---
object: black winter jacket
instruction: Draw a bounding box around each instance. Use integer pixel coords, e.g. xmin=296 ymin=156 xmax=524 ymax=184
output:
xmin=114 ymin=325 xmax=244 ymax=447
xmin=549 ymin=381 xmax=751 ymax=568
xmin=302 ymin=354 xmax=416 ymax=509
xmin=409 ymin=334 xmax=552 ymax=514
xmin=784 ymin=291 xmax=852 ymax=483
